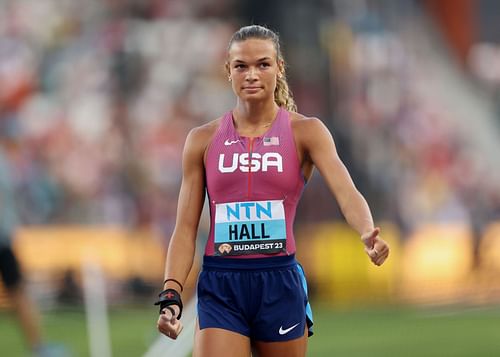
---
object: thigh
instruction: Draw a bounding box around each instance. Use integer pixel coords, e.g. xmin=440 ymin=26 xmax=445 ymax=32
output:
xmin=252 ymin=326 xmax=308 ymax=357
xmin=193 ymin=319 xmax=251 ymax=357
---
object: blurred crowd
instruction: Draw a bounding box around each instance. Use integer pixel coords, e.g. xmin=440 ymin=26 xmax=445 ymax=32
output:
xmin=1 ymin=0 xmax=500 ymax=245
xmin=0 ymin=0 xmax=236 ymax=240
xmin=324 ymin=1 xmax=500 ymax=238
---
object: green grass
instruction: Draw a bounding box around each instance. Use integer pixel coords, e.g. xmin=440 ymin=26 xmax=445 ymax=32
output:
xmin=0 ymin=305 xmax=159 ymax=357
xmin=309 ymin=304 xmax=500 ymax=357
xmin=1 ymin=303 xmax=499 ymax=356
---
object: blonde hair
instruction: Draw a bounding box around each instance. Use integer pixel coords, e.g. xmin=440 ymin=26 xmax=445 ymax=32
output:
xmin=228 ymin=25 xmax=297 ymax=112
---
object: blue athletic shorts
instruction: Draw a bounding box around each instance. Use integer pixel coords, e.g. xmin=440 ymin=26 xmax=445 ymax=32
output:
xmin=197 ymin=254 xmax=313 ymax=342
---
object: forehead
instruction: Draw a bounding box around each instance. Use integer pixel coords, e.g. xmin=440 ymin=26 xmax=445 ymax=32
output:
xmin=228 ymin=39 xmax=277 ymax=62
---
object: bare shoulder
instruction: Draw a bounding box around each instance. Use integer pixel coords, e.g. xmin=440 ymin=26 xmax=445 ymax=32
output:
xmin=289 ymin=112 xmax=329 ymax=140
xmin=185 ymin=117 xmax=222 ymax=153
xmin=188 ymin=117 xmax=221 ymax=140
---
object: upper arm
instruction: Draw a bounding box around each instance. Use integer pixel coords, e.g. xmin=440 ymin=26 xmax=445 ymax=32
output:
xmin=172 ymin=127 xmax=210 ymax=240
xmin=295 ymin=117 xmax=358 ymax=203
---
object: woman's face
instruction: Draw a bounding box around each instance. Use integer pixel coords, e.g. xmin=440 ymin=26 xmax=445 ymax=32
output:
xmin=227 ymin=38 xmax=282 ymax=103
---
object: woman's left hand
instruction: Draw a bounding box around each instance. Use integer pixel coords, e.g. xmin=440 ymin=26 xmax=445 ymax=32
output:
xmin=361 ymin=227 xmax=390 ymax=266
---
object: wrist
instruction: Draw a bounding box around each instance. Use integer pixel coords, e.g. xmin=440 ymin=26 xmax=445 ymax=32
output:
xmin=163 ymin=278 xmax=184 ymax=292
xmin=361 ymin=226 xmax=375 ymax=235
xmin=360 ymin=230 xmax=374 ymax=240
xmin=163 ymin=282 xmax=182 ymax=292
xmin=155 ymin=288 xmax=184 ymax=319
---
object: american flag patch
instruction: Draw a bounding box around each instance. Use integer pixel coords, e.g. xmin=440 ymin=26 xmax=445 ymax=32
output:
xmin=263 ymin=136 xmax=279 ymax=146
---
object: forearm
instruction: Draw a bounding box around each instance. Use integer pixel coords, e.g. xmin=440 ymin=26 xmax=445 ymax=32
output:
xmin=339 ymin=189 xmax=375 ymax=236
xmin=163 ymin=232 xmax=196 ymax=292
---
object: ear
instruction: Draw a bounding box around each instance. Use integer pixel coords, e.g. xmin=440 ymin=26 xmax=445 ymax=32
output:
xmin=277 ymin=58 xmax=285 ymax=78
xmin=224 ymin=61 xmax=231 ymax=76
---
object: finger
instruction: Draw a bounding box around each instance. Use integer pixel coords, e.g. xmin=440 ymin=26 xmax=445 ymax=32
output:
xmin=374 ymin=239 xmax=389 ymax=250
xmin=158 ymin=312 xmax=172 ymax=324
xmin=160 ymin=308 xmax=174 ymax=320
xmin=165 ymin=330 xmax=175 ymax=339
xmin=365 ymin=247 xmax=378 ymax=259
xmin=171 ymin=319 xmax=182 ymax=330
xmin=365 ymin=227 xmax=380 ymax=241
xmin=374 ymin=245 xmax=388 ymax=257
xmin=159 ymin=324 xmax=176 ymax=339
xmin=158 ymin=317 xmax=176 ymax=333
xmin=367 ymin=247 xmax=387 ymax=266
xmin=362 ymin=227 xmax=381 ymax=248
xmin=166 ymin=322 xmax=183 ymax=340
xmin=161 ymin=319 xmax=173 ymax=328
xmin=375 ymin=251 xmax=389 ymax=266
xmin=175 ymin=322 xmax=184 ymax=337
xmin=157 ymin=319 xmax=172 ymax=333
xmin=160 ymin=319 xmax=183 ymax=337
xmin=158 ymin=324 xmax=171 ymax=337
xmin=161 ymin=307 xmax=175 ymax=320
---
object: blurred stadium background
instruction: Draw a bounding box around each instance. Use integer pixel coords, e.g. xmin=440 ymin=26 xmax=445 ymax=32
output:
xmin=1 ymin=0 xmax=500 ymax=356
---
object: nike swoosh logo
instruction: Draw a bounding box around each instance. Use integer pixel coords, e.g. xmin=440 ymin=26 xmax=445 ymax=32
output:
xmin=224 ymin=139 xmax=240 ymax=146
xmin=279 ymin=323 xmax=300 ymax=335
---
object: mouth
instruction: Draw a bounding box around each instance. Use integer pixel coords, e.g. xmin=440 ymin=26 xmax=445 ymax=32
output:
xmin=242 ymin=87 xmax=263 ymax=92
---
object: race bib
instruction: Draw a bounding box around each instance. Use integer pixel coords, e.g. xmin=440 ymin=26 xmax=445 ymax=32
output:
xmin=214 ymin=200 xmax=287 ymax=256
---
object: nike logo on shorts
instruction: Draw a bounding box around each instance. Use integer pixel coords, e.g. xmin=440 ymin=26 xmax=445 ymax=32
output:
xmin=278 ymin=323 xmax=300 ymax=335
xmin=224 ymin=139 xmax=240 ymax=146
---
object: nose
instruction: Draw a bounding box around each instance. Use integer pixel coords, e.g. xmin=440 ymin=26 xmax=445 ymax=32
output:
xmin=245 ymin=66 xmax=258 ymax=82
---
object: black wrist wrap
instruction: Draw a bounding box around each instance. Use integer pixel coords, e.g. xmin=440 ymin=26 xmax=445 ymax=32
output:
xmin=154 ymin=289 xmax=183 ymax=319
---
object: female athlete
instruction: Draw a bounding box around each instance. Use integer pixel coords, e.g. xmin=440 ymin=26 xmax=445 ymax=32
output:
xmin=156 ymin=24 xmax=390 ymax=357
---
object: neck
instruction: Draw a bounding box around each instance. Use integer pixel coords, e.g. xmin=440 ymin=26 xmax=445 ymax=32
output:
xmin=233 ymin=99 xmax=279 ymax=127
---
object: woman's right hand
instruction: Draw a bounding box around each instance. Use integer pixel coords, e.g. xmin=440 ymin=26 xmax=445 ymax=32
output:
xmin=157 ymin=307 xmax=183 ymax=340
